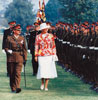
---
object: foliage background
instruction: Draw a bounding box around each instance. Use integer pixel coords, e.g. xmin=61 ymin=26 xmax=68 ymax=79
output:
xmin=4 ymin=0 xmax=35 ymax=33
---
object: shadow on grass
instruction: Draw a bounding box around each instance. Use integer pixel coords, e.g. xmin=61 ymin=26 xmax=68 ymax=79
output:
xmin=0 ymin=63 xmax=98 ymax=97
xmin=23 ymin=87 xmax=39 ymax=91
xmin=49 ymin=65 xmax=98 ymax=96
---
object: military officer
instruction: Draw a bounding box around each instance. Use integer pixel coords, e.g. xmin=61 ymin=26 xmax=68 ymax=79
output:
xmin=25 ymin=25 xmax=31 ymax=48
xmin=2 ymin=21 xmax=16 ymax=76
xmin=4 ymin=24 xmax=27 ymax=93
xmin=28 ymin=22 xmax=41 ymax=76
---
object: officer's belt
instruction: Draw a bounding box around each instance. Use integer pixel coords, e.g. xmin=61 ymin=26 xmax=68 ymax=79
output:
xmin=62 ymin=41 xmax=67 ymax=44
xmin=12 ymin=50 xmax=22 ymax=52
xmin=60 ymin=39 xmax=98 ymax=50
xmin=62 ymin=41 xmax=70 ymax=44
xmin=89 ymin=46 xmax=95 ymax=50
xmin=94 ymin=47 xmax=98 ymax=50
xmin=58 ymin=39 xmax=63 ymax=42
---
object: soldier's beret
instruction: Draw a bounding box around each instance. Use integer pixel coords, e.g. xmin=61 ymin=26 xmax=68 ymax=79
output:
xmin=56 ymin=23 xmax=59 ymax=26
xmin=95 ymin=22 xmax=98 ymax=26
xmin=34 ymin=22 xmax=40 ymax=26
xmin=81 ymin=24 xmax=86 ymax=28
xmin=51 ymin=26 xmax=55 ymax=29
xmin=46 ymin=22 xmax=51 ymax=25
xmin=84 ymin=21 xmax=89 ymax=25
xmin=91 ymin=22 xmax=96 ymax=27
xmin=8 ymin=21 xmax=16 ymax=26
xmin=58 ymin=21 xmax=63 ymax=24
xmin=13 ymin=24 xmax=21 ymax=31
xmin=26 ymin=25 xmax=34 ymax=30
xmin=85 ymin=26 xmax=88 ymax=29
xmin=74 ymin=23 xmax=78 ymax=26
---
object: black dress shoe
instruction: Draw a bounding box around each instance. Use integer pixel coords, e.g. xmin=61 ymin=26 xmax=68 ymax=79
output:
xmin=90 ymin=85 xmax=95 ymax=90
xmin=95 ymin=89 xmax=98 ymax=93
xmin=11 ymin=90 xmax=16 ymax=93
xmin=16 ymin=88 xmax=21 ymax=93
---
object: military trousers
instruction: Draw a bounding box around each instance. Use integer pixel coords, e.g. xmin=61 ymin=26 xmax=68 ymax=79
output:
xmin=32 ymin=54 xmax=38 ymax=75
xmin=7 ymin=62 xmax=10 ymax=75
xmin=6 ymin=54 xmax=10 ymax=75
xmin=9 ymin=62 xmax=23 ymax=91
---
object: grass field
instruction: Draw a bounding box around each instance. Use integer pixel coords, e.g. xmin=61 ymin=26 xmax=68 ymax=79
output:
xmin=0 ymin=34 xmax=98 ymax=100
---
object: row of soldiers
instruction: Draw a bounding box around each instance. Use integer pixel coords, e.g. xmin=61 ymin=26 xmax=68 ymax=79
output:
xmin=54 ymin=21 xmax=98 ymax=93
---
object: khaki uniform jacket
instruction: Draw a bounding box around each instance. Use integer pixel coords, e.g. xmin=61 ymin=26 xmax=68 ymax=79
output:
xmin=5 ymin=35 xmax=27 ymax=63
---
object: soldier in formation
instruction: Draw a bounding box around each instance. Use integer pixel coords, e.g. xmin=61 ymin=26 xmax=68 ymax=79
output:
xmin=54 ymin=21 xmax=98 ymax=93
xmin=28 ymin=22 xmax=41 ymax=76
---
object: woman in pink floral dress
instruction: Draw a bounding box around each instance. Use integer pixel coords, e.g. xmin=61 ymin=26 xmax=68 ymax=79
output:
xmin=35 ymin=23 xmax=57 ymax=91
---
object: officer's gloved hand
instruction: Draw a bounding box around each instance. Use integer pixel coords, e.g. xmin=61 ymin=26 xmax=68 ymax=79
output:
xmin=2 ymin=49 xmax=6 ymax=54
xmin=28 ymin=50 xmax=30 ymax=53
xmin=88 ymin=56 xmax=90 ymax=59
xmin=82 ymin=55 xmax=86 ymax=59
xmin=7 ymin=50 xmax=12 ymax=54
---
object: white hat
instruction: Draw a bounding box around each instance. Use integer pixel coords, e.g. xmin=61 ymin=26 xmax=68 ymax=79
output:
xmin=39 ymin=23 xmax=50 ymax=30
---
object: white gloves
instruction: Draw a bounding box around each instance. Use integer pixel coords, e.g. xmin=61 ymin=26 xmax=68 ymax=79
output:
xmin=28 ymin=50 xmax=30 ymax=53
xmin=8 ymin=50 xmax=12 ymax=54
xmin=2 ymin=49 xmax=12 ymax=54
xmin=82 ymin=55 xmax=86 ymax=59
xmin=2 ymin=49 xmax=6 ymax=54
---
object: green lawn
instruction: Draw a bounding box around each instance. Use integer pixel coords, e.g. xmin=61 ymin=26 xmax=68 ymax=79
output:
xmin=0 ymin=34 xmax=98 ymax=100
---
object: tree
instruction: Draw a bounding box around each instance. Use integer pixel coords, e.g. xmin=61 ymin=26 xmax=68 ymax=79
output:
xmin=4 ymin=0 xmax=35 ymax=33
xmin=45 ymin=0 xmax=63 ymax=25
xmin=58 ymin=0 xmax=98 ymax=24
